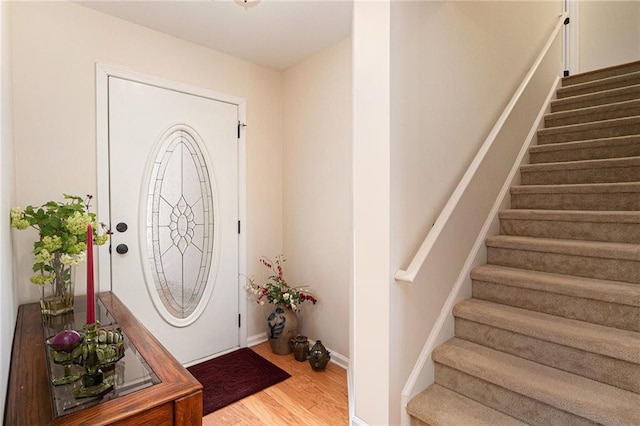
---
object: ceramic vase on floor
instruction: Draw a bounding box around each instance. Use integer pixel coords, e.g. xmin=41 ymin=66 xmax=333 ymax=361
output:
xmin=266 ymin=304 xmax=299 ymax=355
xmin=289 ymin=335 xmax=309 ymax=362
xmin=308 ymin=340 xmax=331 ymax=371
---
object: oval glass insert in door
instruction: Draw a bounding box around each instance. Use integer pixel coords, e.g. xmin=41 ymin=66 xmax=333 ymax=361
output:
xmin=142 ymin=124 xmax=219 ymax=326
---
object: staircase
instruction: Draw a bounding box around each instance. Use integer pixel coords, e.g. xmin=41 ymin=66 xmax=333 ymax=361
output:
xmin=407 ymin=61 xmax=640 ymax=425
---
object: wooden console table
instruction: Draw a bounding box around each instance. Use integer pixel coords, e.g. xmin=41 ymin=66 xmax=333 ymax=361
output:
xmin=5 ymin=292 xmax=203 ymax=425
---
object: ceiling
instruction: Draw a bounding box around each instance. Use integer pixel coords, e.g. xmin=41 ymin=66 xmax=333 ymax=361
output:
xmin=77 ymin=0 xmax=353 ymax=71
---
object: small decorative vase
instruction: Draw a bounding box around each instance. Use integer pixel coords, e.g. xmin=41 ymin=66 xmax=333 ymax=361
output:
xmin=46 ymin=330 xmax=83 ymax=386
xmin=266 ymin=304 xmax=299 ymax=355
xmin=73 ymin=322 xmax=114 ymax=399
xmin=40 ymin=253 xmax=75 ymax=316
xmin=289 ymin=335 xmax=309 ymax=362
xmin=307 ymin=340 xmax=331 ymax=371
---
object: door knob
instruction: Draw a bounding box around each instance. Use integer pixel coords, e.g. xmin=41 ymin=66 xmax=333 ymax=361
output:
xmin=116 ymin=222 xmax=128 ymax=233
xmin=116 ymin=244 xmax=129 ymax=254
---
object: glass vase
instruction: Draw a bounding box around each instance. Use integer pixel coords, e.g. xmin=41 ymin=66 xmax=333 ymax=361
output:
xmin=40 ymin=253 xmax=75 ymax=316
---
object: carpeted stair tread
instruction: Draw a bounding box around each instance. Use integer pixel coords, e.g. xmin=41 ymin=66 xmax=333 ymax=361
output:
xmin=520 ymin=155 xmax=640 ymax=185
xmin=557 ymin=71 xmax=640 ymax=99
xmin=510 ymin=181 xmax=640 ymax=211
xmin=499 ymin=215 xmax=640 ymax=243
xmin=433 ymin=338 xmax=640 ymax=425
xmin=499 ymin=209 xmax=640 ymax=243
xmin=545 ymin=98 xmax=640 ymax=127
xmin=499 ymin=209 xmax=640 ymax=225
xmin=522 ymin=155 xmax=640 ymax=172
xmin=407 ymin=384 xmax=527 ymax=426
xmin=486 ymin=236 xmax=640 ymax=284
xmin=454 ymin=299 xmax=640 ymax=363
xmin=471 ymin=265 xmax=640 ymax=332
xmin=529 ymin=135 xmax=640 ymax=164
xmin=537 ymin=115 xmax=640 ymax=144
xmin=511 ymin=181 xmax=640 ymax=194
xmin=485 ymin=235 xmax=640 ymax=261
xmin=562 ymin=60 xmax=640 ymax=86
xmin=471 ymin=264 xmax=640 ymax=308
xmin=550 ymin=84 xmax=640 ymax=113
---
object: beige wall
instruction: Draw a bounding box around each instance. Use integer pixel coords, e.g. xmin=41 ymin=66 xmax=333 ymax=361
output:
xmin=282 ymin=38 xmax=351 ymax=359
xmin=0 ymin=1 xmax=16 ymax=421
xmin=10 ymin=1 xmax=283 ymax=338
xmin=389 ymin=1 xmax=562 ymax=424
xmin=579 ymin=0 xmax=640 ymax=72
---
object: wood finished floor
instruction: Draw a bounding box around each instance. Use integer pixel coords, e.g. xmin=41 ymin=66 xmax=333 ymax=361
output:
xmin=202 ymin=342 xmax=349 ymax=425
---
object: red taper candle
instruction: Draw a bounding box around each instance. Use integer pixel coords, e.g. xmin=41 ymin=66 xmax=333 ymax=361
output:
xmin=86 ymin=224 xmax=95 ymax=324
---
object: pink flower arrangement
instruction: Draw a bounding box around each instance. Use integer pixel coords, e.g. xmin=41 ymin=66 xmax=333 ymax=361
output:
xmin=246 ymin=255 xmax=317 ymax=311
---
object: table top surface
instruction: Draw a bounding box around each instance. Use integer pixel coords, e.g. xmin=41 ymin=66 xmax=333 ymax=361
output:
xmin=5 ymin=292 xmax=203 ymax=425
xmin=43 ymin=296 xmax=161 ymax=418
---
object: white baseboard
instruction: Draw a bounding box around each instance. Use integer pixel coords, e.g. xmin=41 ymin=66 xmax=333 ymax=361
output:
xmin=183 ymin=346 xmax=239 ymax=367
xmin=351 ymin=416 xmax=369 ymax=426
xmin=327 ymin=348 xmax=349 ymax=370
xmin=247 ymin=332 xmax=268 ymax=347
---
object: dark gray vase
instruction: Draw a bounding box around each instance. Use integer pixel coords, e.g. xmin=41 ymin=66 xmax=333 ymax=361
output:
xmin=289 ymin=335 xmax=309 ymax=362
xmin=307 ymin=340 xmax=331 ymax=371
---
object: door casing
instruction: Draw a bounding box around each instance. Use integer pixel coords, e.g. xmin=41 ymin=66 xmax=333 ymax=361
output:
xmin=95 ymin=63 xmax=248 ymax=349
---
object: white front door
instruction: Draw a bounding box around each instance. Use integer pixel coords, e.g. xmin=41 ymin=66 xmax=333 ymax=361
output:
xmin=107 ymin=76 xmax=240 ymax=364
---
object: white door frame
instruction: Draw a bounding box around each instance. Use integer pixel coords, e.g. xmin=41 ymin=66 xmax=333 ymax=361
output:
xmin=565 ymin=0 xmax=580 ymax=75
xmin=95 ymin=63 xmax=247 ymax=347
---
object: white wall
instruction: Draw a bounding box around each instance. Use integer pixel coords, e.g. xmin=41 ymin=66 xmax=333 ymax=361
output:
xmin=10 ymin=1 xmax=283 ymax=339
xmin=579 ymin=0 xmax=640 ymax=72
xmin=0 ymin=1 xmax=16 ymax=420
xmin=389 ymin=1 xmax=562 ymax=424
xmin=282 ymin=38 xmax=351 ymax=359
xmin=352 ymin=1 xmax=391 ymax=423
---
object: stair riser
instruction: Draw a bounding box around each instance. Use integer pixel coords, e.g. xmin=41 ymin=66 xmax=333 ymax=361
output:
xmin=563 ymin=63 xmax=640 ymax=86
xmin=455 ymin=319 xmax=640 ymax=393
xmin=472 ymin=280 xmax=640 ymax=332
xmin=557 ymin=76 xmax=640 ymax=99
xmin=529 ymin=141 xmax=640 ymax=164
xmin=537 ymin=122 xmax=640 ymax=145
xmin=511 ymin=191 xmax=640 ymax=211
xmin=500 ymin=217 xmax=640 ymax=244
xmin=434 ymin=364 xmax=597 ymax=426
xmin=520 ymin=164 xmax=640 ymax=185
xmin=486 ymin=246 xmax=640 ymax=284
xmin=551 ymin=87 xmax=640 ymax=113
xmin=545 ymin=104 xmax=640 ymax=128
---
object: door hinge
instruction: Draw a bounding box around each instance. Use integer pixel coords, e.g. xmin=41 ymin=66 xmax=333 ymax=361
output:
xmin=564 ymin=17 xmax=570 ymax=25
xmin=238 ymin=220 xmax=241 ymax=234
xmin=237 ymin=121 xmax=247 ymax=138
xmin=238 ymin=313 xmax=241 ymax=328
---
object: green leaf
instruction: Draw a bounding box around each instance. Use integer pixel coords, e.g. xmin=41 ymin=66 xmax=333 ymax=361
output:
xmin=48 ymin=216 xmax=60 ymax=228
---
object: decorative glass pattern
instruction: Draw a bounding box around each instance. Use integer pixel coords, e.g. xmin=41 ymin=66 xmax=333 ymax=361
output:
xmin=145 ymin=127 xmax=215 ymax=319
